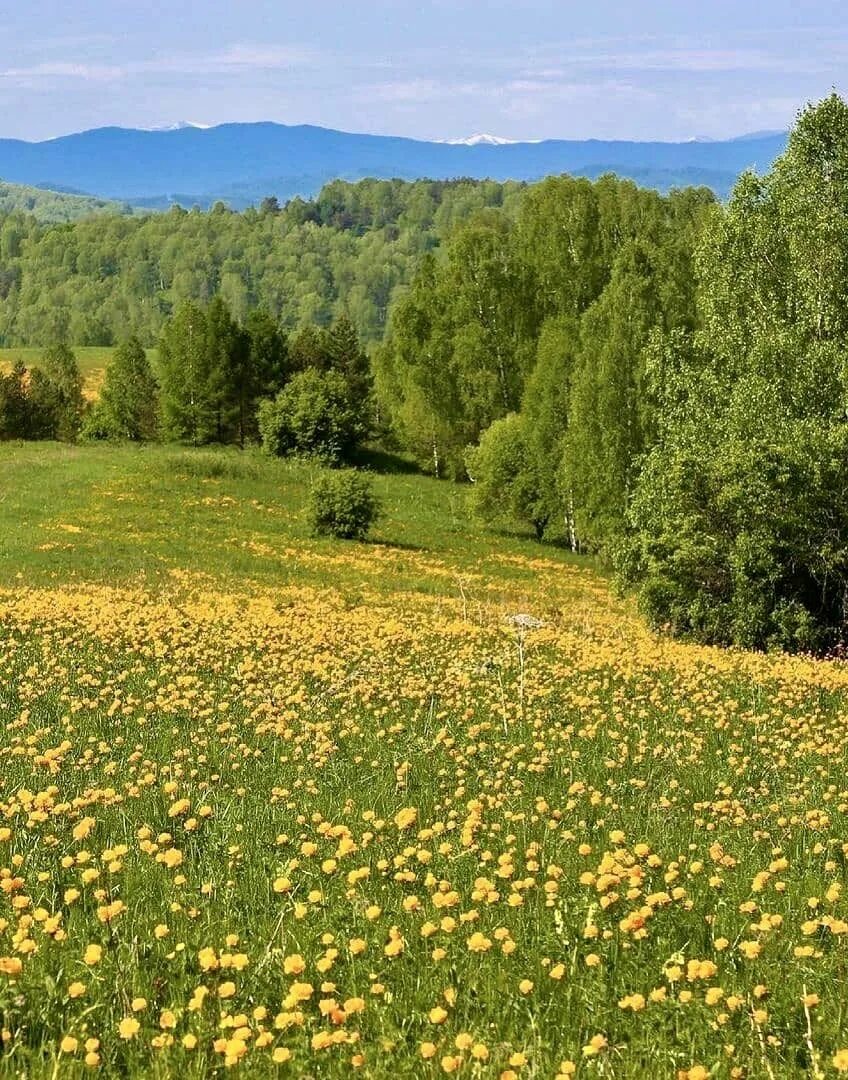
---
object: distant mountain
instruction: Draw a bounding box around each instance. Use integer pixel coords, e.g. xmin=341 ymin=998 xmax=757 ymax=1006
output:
xmin=0 ymin=122 xmax=788 ymax=209
xmin=729 ymin=129 xmax=786 ymax=142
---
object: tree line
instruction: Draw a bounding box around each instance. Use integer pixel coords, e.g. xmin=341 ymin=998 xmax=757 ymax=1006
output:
xmin=0 ymin=308 xmax=373 ymax=467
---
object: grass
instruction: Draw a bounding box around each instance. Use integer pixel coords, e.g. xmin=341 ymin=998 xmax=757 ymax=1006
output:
xmin=1 ymin=441 xmax=848 ymax=1077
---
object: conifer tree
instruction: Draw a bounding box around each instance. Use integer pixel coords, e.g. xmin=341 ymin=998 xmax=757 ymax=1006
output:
xmin=157 ymin=301 xmax=215 ymax=444
xmin=97 ymin=337 xmax=159 ymax=440
xmin=29 ymin=344 xmax=84 ymax=441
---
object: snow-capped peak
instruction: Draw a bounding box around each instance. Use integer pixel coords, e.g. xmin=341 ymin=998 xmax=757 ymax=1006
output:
xmin=443 ymin=133 xmax=519 ymax=146
xmin=145 ymin=120 xmax=212 ymax=132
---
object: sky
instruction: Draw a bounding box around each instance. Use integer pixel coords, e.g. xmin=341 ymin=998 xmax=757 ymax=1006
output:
xmin=2 ymin=0 xmax=847 ymax=143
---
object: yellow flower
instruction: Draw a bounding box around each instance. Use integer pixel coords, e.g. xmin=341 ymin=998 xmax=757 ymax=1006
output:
xmin=118 ymin=1018 xmax=140 ymax=1040
xmin=83 ymin=944 xmax=102 ymax=966
xmin=73 ymin=817 xmax=96 ymax=842
xmin=582 ymin=1034 xmax=608 ymax=1057
xmin=283 ymin=954 xmax=306 ymax=975
xmin=60 ymin=1036 xmax=79 ymax=1053
xmin=394 ymin=807 xmax=418 ymax=831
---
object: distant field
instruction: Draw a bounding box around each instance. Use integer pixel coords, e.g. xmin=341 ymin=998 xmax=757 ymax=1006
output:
xmin=0 ymin=346 xmax=158 ymax=400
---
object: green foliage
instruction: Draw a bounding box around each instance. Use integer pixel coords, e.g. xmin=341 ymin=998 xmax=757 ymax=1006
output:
xmin=466 ymin=414 xmax=546 ymax=539
xmin=520 ymin=316 xmax=579 ymax=544
xmin=324 ymin=313 xmax=373 ymax=413
xmin=156 ymin=301 xmax=219 ymax=444
xmin=258 ymin=369 xmax=362 ymax=463
xmin=156 ymin=298 xmax=261 ymax=446
xmin=380 ymin=176 xmax=712 ymax=481
xmin=27 ymin=344 xmax=85 ymax=441
xmin=625 ymin=408 xmax=848 ymax=653
xmin=622 ymin=95 xmax=848 ymax=652
xmin=244 ymin=308 xmax=289 ymax=397
xmin=563 ymin=241 xmax=673 ymax=549
xmin=0 ymin=181 xmax=133 ymax=223
xmin=91 ymin=337 xmax=159 ymax=440
xmin=0 ymin=178 xmax=524 ymax=348
xmin=308 ymin=468 xmax=381 ymax=540
xmin=0 ymin=360 xmax=31 ymax=439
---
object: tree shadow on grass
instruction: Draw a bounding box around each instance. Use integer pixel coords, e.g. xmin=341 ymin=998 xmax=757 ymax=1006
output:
xmin=349 ymin=446 xmax=423 ymax=476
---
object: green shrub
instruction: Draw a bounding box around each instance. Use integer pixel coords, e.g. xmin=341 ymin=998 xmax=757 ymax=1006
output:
xmin=621 ymin=418 xmax=848 ymax=654
xmin=465 ymin=413 xmax=548 ymax=539
xmin=309 ymin=470 xmax=381 ymax=541
xmin=258 ymin=369 xmax=362 ymax=464
xmin=80 ymin=401 xmax=124 ymax=442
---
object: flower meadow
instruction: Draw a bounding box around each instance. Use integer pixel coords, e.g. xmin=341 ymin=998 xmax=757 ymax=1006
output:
xmin=3 ymin=448 xmax=848 ymax=1077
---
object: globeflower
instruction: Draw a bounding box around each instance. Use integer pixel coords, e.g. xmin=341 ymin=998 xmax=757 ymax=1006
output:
xmin=118 ymin=1017 xmax=140 ymax=1040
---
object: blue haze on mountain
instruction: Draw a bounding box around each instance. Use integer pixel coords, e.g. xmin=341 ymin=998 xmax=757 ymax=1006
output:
xmin=0 ymin=123 xmax=787 ymax=209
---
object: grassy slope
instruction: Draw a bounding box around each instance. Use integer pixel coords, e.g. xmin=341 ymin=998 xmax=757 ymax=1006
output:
xmin=0 ymin=443 xmax=847 ymax=1078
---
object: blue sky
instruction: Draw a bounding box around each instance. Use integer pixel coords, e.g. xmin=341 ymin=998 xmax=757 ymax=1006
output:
xmin=2 ymin=0 xmax=847 ymax=142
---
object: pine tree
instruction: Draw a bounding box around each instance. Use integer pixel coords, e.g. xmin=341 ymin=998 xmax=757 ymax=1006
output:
xmin=98 ymin=337 xmax=159 ymax=440
xmin=205 ymin=296 xmax=248 ymax=444
xmin=0 ymin=360 xmax=31 ymax=439
xmin=32 ymin=344 xmax=84 ymax=441
xmin=157 ymin=302 xmax=215 ymax=444
xmin=325 ymin=315 xmax=372 ymax=412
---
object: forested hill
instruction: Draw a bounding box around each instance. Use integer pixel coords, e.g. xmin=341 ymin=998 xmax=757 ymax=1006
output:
xmin=0 ymin=178 xmax=531 ymax=346
xmin=0 ymin=122 xmax=786 ymax=207
xmin=0 ymin=181 xmax=134 ymax=223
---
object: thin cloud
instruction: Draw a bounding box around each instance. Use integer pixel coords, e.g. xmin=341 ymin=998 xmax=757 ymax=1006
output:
xmin=359 ymin=78 xmax=486 ymax=104
xmin=0 ymin=44 xmax=319 ymax=86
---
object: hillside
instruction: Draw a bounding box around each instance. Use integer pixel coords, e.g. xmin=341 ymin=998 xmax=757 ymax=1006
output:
xmin=1 ymin=440 xmax=847 ymax=1077
xmin=0 ymin=180 xmax=134 ymax=222
xmin=0 ymin=122 xmax=787 ymax=207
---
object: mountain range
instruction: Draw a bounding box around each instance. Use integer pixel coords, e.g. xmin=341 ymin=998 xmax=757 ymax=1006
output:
xmin=0 ymin=122 xmax=788 ymax=210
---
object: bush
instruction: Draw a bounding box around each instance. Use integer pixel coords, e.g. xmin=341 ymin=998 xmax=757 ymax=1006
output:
xmin=80 ymin=401 xmax=124 ymax=442
xmin=621 ymin=419 xmax=848 ymax=654
xmin=258 ymin=369 xmax=362 ymax=464
xmin=466 ymin=414 xmax=548 ymax=539
xmin=309 ymin=470 xmax=381 ymax=541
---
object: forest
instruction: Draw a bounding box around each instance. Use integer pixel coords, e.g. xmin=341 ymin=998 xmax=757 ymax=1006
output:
xmin=0 ymin=178 xmax=524 ymax=346
xmin=3 ymin=94 xmax=848 ymax=655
